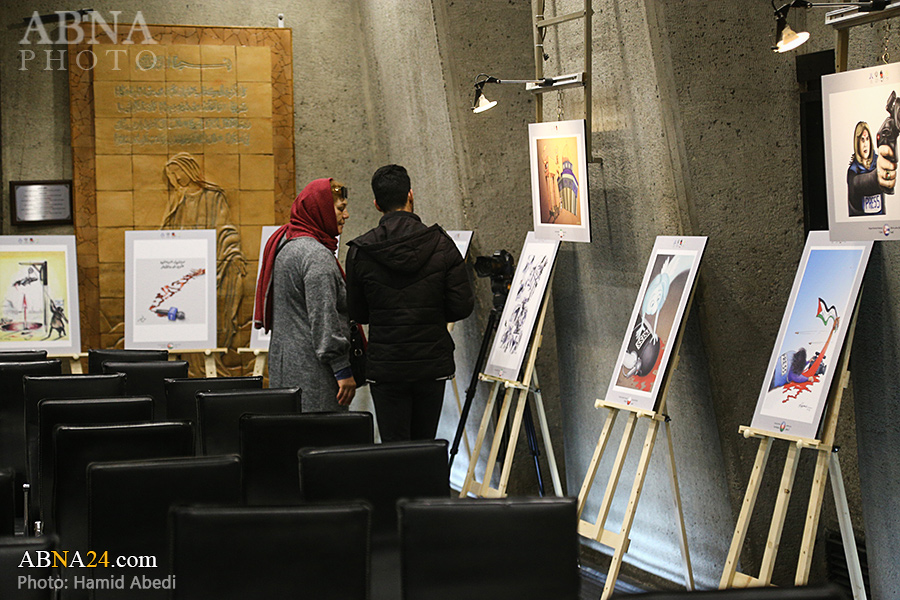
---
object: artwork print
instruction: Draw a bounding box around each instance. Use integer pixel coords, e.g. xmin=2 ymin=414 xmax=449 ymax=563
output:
xmin=750 ymin=231 xmax=871 ymax=439
xmin=249 ymin=226 xmax=280 ymax=350
xmin=446 ymin=230 xmax=474 ymax=259
xmin=603 ymin=236 xmax=706 ymax=412
xmin=125 ymin=230 xmax=216 ymax=350
xmin=484 ymin=233 xmax=559 ymax=380
xmin=529 ymin=119 xmax=591 ymax=243
xmin=0 ymin=236 xmax=81 ymax=355
xmin=823 ymin=62 xmax=900 ymax=240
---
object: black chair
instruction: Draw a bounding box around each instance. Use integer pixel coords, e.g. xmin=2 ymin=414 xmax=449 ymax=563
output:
xmin=0 ymin=468 xmax=14 ymax=536
xmin=88 ymin=455 xmax=242 ymax=599
xmin=240 ymin=412 xmax=374 ymax=505
xmin=51 ymin=422 xmax=194 ymax=553
xmin=0 ymin=350 xmax=48 ymax=362
xmin=610 ymin=587 xmax=849 ymax=599
xmin=196 ymin=387 xmax=301 ymax=456
xmin=164 ymin=376 xmax=263 ymax=432
xmin=298 ymin=439 xmax=450 ymax=600
xmin=102 ymin=360 xmax=189 ymax=419
xmin=0 ymin=360 xmax=62 ymax=518
xmin=37 ymin=397 xmax=154 ymax=529
xmin=170 ymin=503 xmax=371 ymax=600
xmin=0 ymin=535 xmax=58 ymax=600
xmin=398 ymin=497 xmax=580 ymax=600
xmin=87 ymin=348 xmax=168 ymax=374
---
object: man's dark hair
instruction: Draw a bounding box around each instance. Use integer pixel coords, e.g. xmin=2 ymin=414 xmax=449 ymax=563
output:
xmin=371 ymin=164 xmax=411 ymax=212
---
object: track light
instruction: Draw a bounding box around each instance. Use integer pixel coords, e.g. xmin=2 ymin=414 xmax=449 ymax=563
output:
xmin=471 ymin=72 xmax=584 ymax=114
xmin=772 ymin=0 xmax=887 ymax=53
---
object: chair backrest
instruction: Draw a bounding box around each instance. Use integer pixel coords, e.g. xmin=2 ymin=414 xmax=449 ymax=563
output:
xmin=609 ymin=587 xmax=849 ymax=599
xmin=51 ymin=422 xmax=194 ymax=552
xmin=240 ymin=412 xmax=374 ymax=505
xmin=0 ymin=535 xmax=58 ymax=600
xmin=0 ymin=469 xmax=14 ymax=536
xmin=0 ymin=360 xmax=62 ymax=518
xmin=37 ymin=397 xmax=154 ymax=529
xmin=87 ymin=348 xmax=168 ymax=374
xmin=170 ymin=503 xmax=371 ymax=600
xmin=0 ymin=350 xmax=48 ymax=362
xmin=298 ymin=439 xmax=449 ymax=537
xmin=102 ymin=360 xmax=189 ymax=419
xmin=164 ymin=376 xmax=263 ymax=429
xmin=197 ymin=387 xmax=301 ymax=456
xmin=88 ymin=455 xmax=242 ymax=598
xmin=398 ymin=497 xmax=580 ymax=600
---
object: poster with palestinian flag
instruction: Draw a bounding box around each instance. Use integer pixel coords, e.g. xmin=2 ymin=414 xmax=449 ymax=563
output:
xmin=750 ymin=231 xmax=872 ymax=439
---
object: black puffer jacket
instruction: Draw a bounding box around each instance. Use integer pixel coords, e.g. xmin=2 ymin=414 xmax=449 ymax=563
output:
xmin=345 ymin=211 xmax=474 ymax=382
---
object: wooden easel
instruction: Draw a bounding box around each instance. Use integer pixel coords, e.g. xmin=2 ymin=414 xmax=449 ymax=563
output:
xmin=168 ymin=347 xmax=227 ymax=377
xmin=238 ymin=347 xmax=268 ymax=377
xmin=575 ymin=295 xmax=697 ymax=600
xmin=720 ymin=297 xmax=866 ymax=599
xmin=459 ymin=280 xmax=563 ymax=499
xmin=49 ymin=353 xmax=87 ymax=374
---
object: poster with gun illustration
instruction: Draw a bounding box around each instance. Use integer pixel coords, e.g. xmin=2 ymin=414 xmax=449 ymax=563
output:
xmin=125 ymin=230 xmax=216 ymax=350
xmin=823 ymin=63 xmax=900 ymax=241
xmin=0 ymin=235 xmax=81 ymax=355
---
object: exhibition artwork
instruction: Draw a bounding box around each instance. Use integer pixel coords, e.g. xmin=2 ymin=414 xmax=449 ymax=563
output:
xmin=446 ymin=230 xmax=474 ymax=258
xmin=750 ymin=231 xmax=871 ymax=440
xmin=249 ymin=225 xmax=279 ymax=350
xmin=125 ymin=230 xmax=217 ymax=350
xmin=484 ymin=232 xmax=559 ymax=380
xmin=603 ymin=236 xmax=707 ymax=412
xmin=823 ymin=62 xmax=900 ymax=240
xmin=0 ymin=236 xmax=81 ymax=355
xmin=528 ymin=119 xmax=591 ymax=243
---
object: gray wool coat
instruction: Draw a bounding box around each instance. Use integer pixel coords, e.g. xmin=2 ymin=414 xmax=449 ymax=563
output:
xmin=268 ymin=236 xmax=351 ymax=412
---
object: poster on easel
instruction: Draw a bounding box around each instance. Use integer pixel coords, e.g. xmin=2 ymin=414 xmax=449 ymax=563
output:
xmin=125 ymin=230 xmax=216 ymax=350
xmin=446 ymin=230 xmax=474 ymax=259
xmin=483 ymin=232 xmax=559 ymax=380
xmin=750 ymin=231 xmax=871 ymax=439
xmin=603 ymin=236 xmax=707 ymax=412
xmin=0 ymin=235 xmax=81 ymax=355
xmin=249 ymin=225 xmax=280 ymax=350
xmin=529 ymin=119 xmax=591 ymax=243
xmin=823 ymin=62 xmax=900 ymax=240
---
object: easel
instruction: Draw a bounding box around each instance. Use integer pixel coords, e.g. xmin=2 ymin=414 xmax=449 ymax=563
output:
xmin=168 ymin=347 xmax=227 ymax=378
xmin=238 ymin=348 xmax=268 ymax=377
xmin=458 ymin=278 xmax=563 ymax=499
xmin=720 ymin=297 xmax=866 ymax=599
xmin=575 ymin=293 xmax=697 ymax=600
xmin=49 ymin=353 xmax=87 ymax=374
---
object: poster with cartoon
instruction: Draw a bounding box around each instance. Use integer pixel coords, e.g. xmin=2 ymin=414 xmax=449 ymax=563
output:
xmin=484 ymin=232 xmax=559 ymax=380
xmin=446 ymin=230 xmax=474 ymax=259
xmin=249 ymin=226 xmax=279 ymax=350
xmin=529 ymin=119 xmax=591 ymax=243
xmin=602 ymin=236 xmax=707 ymax=412
xmin=125 ymin=230 xmax=216 ymax=350
xmin=0 ymin=235 xmax=81 ymax=355
xmin=823 ymin=62 xmax=900 ymax=240
xmin=750 ymin=231 xmax=871 ymax=439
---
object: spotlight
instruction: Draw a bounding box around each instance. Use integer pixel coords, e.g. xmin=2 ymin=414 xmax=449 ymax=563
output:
xmin=471 ymin=72 xmax=584 ymax=114
xmin=771 ymin=0 xmax=887 ymax=53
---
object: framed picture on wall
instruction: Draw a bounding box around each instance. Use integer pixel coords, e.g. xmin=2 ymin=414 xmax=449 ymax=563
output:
xmin=125 ymin=230 xmax=216 ymax=350
xmin=602 ymin=236 xmax=707 ymax=412
xmin=749 ymin=231 xmax=871 ymax=440
xmin=0 ymin=235 xmax=81 ymax=355
xmin=249 ymin=225 xmax=280 ymax=350
xmin=528 ymin=119 xmax=591 ymax=243
xmin=823 ymin=62 xmax=900 ymax=240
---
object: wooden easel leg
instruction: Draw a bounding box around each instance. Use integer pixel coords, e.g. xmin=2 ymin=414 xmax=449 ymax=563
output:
xmin=67 ymin=356 xmax=83 ymax=374
xmin=602 ymin=419 xmax=661 ymax=600
xmin=204 ymin=352 xmax=217 ymax=377
xmin=577 ymin=409 xmax=618 ymax=519
xmin=530 ymin=370 xmax=563 ymax=496
xmin=721 ymin=436 xmax=772 ymax=588
xmin=495 ymin=386 xmax=528 ymax=496
xmin=829 ymin=451 xmax=868 ymax=600
xmin=664 ymin=419 xmax=694 ymax=591
xmin=796 ymin=446 xmax=831 ymax=585
xmin=594 ymin=413 xmax=638 ymax=537
xmin=459 ymin=380 xmax=503 ymax=497
xmin=758 ymin=443 xmax=801 ymax=585
xmin=252 ymin=351 xmax=267 ymax=377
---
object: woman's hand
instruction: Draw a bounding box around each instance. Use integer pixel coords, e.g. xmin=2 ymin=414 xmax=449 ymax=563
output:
xmin=336 ymin=376 xmax=357 ymax=406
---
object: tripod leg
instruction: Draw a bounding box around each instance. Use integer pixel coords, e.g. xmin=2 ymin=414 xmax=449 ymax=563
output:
xmin=523 ymin=400 xmax=544 ymax=497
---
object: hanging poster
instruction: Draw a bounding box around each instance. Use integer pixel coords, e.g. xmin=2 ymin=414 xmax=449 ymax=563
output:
xmin=249 ymin=225 xmax=280 ymax=350
xmin=750 ymin=231 xmax=871 ymax=439
xmin=0 ymin=235 xmax=81 ymax=355
xmin=483 ymin=232 xmax=559 ymax=380
xmin=823 ymin=62 xmax=900 ymax=240
xmin=446 ymin=230 xmax=474 ymax=259
xmin=529 ymin=119 xmax=591 ymax=243
xmin=602 ymin=236 xmax=707 ymax=412
xmin=125 ymin=230 xmax=216 ymax=350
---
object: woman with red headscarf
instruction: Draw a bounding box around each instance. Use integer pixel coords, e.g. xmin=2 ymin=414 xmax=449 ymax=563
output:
xmin=254 ymin=178 xmax=356 ymax=410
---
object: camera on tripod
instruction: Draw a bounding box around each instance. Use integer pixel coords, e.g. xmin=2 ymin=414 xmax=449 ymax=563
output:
xmin=474 ymin=250 xmax=515 ymax=310
xmin=877 ymin=89 xmax=900 ymax=194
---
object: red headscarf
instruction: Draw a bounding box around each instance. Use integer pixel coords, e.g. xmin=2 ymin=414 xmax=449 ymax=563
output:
xmin=253 ymin=178 xmax=339 ymax=332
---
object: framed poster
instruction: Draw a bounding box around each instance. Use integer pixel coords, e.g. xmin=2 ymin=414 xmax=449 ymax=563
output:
xmin=823 ymin=62 xmax=900 ymax=240
xmin=446 ymin=230 xmax=474 ymax=259
xmin=249 ymin=226 xmax=280 ymax=350
xmin=0 ymin=235 xmax=81 ymax=355
xmin=125 ymin=230 xmax=216 ymax=350
xmin=602 ymin=236 xmax=707 ymax=412
xmin=750 ymin=231 xmax=871 ymax=439
xmin=483 ymin=232 xmax=559 ymax=380
xmin=529 ymin=119 xmax=590 ymax=243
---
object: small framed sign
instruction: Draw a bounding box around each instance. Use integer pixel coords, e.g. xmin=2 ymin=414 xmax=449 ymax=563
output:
xmin=9 ymin=180 xmax=74 ymax=226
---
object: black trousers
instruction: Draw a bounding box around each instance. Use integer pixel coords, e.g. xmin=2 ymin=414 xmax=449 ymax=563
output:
xmin=370 ymin=379 xmax=446 ymax=443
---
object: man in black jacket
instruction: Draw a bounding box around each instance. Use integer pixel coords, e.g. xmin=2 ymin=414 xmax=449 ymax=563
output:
xmin=346 ymin=164 xmax=474 ymax=442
